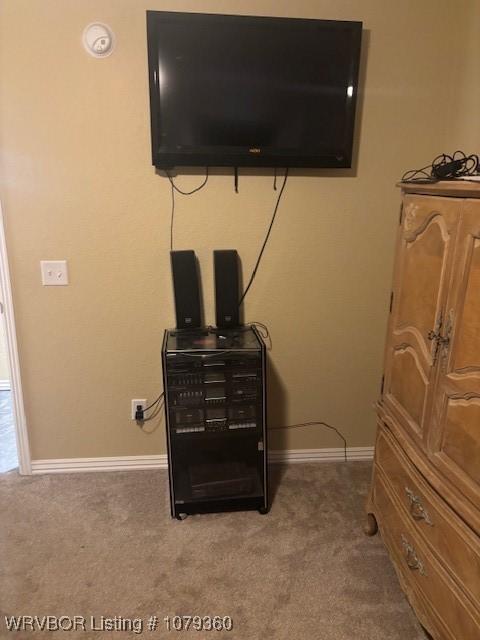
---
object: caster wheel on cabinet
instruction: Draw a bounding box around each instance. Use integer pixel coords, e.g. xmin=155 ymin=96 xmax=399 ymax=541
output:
xmin=175 ymin=513 xmax=188 ymax=521
xmin=258 ymin=506 xmax=269 ymax=515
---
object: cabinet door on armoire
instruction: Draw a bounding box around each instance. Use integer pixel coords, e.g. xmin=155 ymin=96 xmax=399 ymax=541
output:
xmin=429 ymin=200 xmax=480 ymax=516
xmin=382 ymin=195 xmax=459 ymax=450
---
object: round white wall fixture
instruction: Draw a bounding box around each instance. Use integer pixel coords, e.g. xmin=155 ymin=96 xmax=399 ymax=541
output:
xmin=82 ymin=23 xmax=114 ymax=58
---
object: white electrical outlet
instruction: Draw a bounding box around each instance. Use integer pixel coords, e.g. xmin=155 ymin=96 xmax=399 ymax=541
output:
xmin=131 ymin=399 xmax=147 ymax=420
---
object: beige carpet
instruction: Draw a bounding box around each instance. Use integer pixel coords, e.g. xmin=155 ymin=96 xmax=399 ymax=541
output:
xmin=0 ymin=462 xmax=427 ymax=639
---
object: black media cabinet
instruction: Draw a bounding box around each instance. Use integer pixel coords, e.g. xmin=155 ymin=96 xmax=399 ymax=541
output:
xmin=162 ymin=326 xmax=268 ymax=519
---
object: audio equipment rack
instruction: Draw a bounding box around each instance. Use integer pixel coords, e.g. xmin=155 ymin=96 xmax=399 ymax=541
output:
xmin=162 ymin=326 xmax=268 ymax=519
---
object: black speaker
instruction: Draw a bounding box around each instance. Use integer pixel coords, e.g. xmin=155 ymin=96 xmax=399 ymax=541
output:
xmin=170 ymin=250 xmax=202 ymax=329
xmin=214 ymin=250 xmax=240 ymax=328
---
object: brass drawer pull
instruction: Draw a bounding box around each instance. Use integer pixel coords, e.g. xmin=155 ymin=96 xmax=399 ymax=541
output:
xmin=401 ymin=535 xmax=427 ymax=576
xmin=405 ymin=487 xmax=433 ymax=526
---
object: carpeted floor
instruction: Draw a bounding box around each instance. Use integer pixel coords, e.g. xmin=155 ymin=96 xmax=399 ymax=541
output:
xmin=0 ymin=462 xmax=427 ymax=639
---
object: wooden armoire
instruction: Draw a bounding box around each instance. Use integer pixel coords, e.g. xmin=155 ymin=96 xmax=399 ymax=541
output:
xmin=367 ymin=181 xmax=480 ymax=639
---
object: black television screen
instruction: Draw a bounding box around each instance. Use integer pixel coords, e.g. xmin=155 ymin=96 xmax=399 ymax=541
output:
xmin=147 ymin=11 xmax=362 ymax=169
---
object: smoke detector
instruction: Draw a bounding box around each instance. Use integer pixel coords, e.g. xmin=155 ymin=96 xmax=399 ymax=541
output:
xmin=83 ymin=23 xmax=114 ymax=58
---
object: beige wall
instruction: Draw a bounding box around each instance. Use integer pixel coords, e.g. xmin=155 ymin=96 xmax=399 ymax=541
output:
xmin=0 ymin=0 xmax=476 ymax=460
xmin=447 ymin=1 xmax=480 ymax=150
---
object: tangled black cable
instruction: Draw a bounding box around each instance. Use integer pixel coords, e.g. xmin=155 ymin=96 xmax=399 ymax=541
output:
xmin=248 ymin=321 xmax=272 ymax=349
xmin=401 ymin=151 xmax=479 ymax=183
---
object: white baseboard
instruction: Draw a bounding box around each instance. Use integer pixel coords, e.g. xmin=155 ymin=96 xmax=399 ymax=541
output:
xmin=0 ymin=379 xmax=10 ymax=390
xmin=31 ymin=455 xmax=169 ymax=474
xmin=269 ymin=446 xmax=374 ymax=464
xmin=31 ymin=447 xmax=373 ymax=475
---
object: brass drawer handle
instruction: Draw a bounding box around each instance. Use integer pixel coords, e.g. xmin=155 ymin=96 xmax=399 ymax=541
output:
xmin=405 ymin=487 xmax=433 ymax=526
xmin=401 ymin=535 xmax=427 ymax=576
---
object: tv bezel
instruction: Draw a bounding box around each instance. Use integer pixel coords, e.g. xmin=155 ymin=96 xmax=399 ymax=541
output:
xmin=146 ymin=11 xmax=362 ymax=170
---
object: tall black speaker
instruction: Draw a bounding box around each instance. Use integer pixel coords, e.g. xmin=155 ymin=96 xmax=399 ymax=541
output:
xmin=214 ymin=250 xmax=240 ymax=328
xmin=170 ymin=250 xmax=202 ymax=329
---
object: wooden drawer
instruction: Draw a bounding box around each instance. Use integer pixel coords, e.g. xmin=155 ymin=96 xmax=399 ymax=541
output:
xmin=373 ymin=469 xmax=480 ymax=640
xmin=375 ymin=425 xmax=480 ymax=609
xmin=377 ymin=405 xmax=480 ymax=536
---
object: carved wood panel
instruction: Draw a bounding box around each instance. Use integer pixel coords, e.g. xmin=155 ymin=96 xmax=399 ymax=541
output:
xmin=390 ymin=346 xmax=428 ymax=428
xmin=430 ymin=201 xmax=480 ymax=510
xmin=442 ymin=399 xmax=480 ymax=486
xmin=452 ymin=237 xmax=480 ymax=372
xmin=382 ymin=195 xmax=459 ymax=449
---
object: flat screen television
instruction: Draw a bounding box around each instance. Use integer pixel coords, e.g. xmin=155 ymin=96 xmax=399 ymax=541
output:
xmin=146 ymin=11 xmax=362 ymax=169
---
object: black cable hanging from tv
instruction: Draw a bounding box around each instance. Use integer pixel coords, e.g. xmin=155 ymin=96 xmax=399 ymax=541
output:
xmin=166 ymin=169 xmax=209 ymax=250
xmin=239 ymin=168 xmax=289 ymax=306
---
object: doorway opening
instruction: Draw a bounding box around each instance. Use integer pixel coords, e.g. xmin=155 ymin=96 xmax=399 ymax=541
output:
xmin=0 ymin=201 xmax=31 ymax=474
xmin=0 ymin=313 xmax=17 ymax=472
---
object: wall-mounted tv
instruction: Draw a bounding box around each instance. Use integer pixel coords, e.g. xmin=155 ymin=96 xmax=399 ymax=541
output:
xmin=147 ymin=11 xmax=362 ymax=170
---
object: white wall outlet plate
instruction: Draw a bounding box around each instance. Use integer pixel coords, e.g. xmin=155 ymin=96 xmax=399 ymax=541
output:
xmin=40 ymin=260 xmax=69 ymax=286
xmin=131 ymin=399 xmax=147 ymax=420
